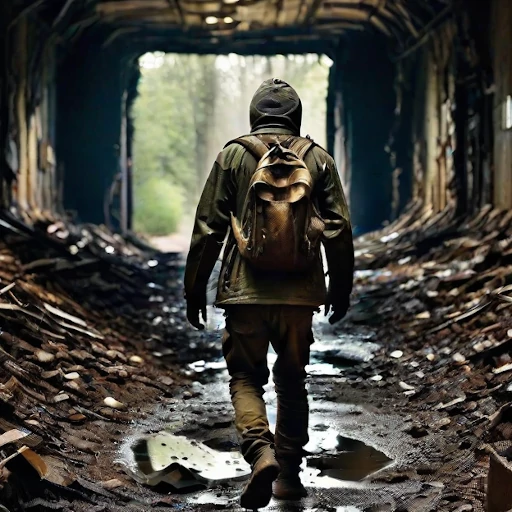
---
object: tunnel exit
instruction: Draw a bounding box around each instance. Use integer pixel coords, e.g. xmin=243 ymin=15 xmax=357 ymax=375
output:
xmin=130 ymin=52 xmax=332 ymax=244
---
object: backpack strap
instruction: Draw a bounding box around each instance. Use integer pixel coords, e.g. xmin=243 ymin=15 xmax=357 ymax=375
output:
xmin=288 ymin=137 xmax=316 ymax=160
xmin=225 ymin=135 xmax=269 ymax=161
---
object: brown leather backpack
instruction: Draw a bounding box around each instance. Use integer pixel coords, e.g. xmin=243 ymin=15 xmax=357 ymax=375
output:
xmin=228 ymin=135 xmax=325 ymax=273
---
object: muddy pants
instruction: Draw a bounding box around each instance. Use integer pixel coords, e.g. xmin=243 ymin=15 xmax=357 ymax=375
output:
xmin=222 ymin=305 xmax=314 ymax=468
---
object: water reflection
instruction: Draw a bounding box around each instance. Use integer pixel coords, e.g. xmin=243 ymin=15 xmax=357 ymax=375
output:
xmin=307 ymin=436 xmax=392 ymax=481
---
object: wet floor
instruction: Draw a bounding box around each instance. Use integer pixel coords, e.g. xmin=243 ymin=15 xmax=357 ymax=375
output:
xmin=115 ymin=306 xmax=443 ymax=511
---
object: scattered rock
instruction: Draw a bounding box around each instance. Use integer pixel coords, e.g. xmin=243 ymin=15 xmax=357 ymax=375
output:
xmin=103 ymin=397 xmax=125 ymax=409
xmin=452 ymin=353 xmax=467 ymax=364
xmin=399 ymin=381 xmax=415 ymax=391
xmin=35 ymin=350 xmax=55 ymax=363
xmin=101 ymin=478 xmax=125 ymax=490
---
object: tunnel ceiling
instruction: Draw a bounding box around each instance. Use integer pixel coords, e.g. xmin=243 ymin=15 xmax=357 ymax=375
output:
xmin=23 ymin=0 xmax=452 ymax=54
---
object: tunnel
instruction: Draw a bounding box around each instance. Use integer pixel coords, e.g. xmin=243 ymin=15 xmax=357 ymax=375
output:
xmin=1 ymin=1 xmax=512 ymax=511
xmin=4 ymin=0 xmax=495 ymax=235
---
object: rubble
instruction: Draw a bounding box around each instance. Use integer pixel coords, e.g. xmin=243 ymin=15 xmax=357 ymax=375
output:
xmin=0 ymin=212 xmax=195 ymax=510
xmin=1 ymin=202 xmax=512 ymax=510
xmin=345 ymin=202 xmax=512 ymax=511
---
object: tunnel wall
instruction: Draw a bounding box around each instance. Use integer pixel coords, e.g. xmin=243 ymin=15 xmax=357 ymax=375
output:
xmin=56 ymin=34 xmax=135 ymax=227
xmin=0 ymin=7 xmax=60 ymax=218
xmin=0 ymin=1 xmax=511 ymax=232
xmin=408 ymin=24 xmax=458 ymax=214
xmin=491 ymin=0 xmax=512 ymax=209
xmin=381 ymin=0 xmax=498 ymax=219
xmin=0 ymin=3 xmax=136 ymax=228
xmin=0 ymin=2 xmax=11 ymax=208
xmin=327 ymin=6 xmax=495 ymax=234
xmin=329 ymin=34 xmax=396 ymax=235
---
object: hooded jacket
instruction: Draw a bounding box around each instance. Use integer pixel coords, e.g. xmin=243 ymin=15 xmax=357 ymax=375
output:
xmin=184 ymin=79 xmax=354 ymax=308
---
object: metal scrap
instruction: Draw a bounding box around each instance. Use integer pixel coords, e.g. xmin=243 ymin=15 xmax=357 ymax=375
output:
xmin=0 ymin=217 xmax=187 ymax=509
xmin=128 ymin=432 xmax=250 ymax=489
xmin=350 ymin=205 xmax=512 ymax=510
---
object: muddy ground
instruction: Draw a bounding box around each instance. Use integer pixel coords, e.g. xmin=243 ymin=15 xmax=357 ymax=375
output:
xmin=1 ymin=210 xmax=512 ymax=512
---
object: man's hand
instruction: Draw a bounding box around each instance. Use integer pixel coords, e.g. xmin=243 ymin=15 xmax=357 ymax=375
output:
xmin=325 ymin=293 xmax=350 ymax=325
xmin=186 ymin=296 xmax=207 ymax=330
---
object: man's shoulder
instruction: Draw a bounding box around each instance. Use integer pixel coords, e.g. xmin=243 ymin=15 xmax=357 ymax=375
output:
xmin=216 ymin=140 xmax=248 ymax=169
xmin=306 ymin=139 xmax=335 ymax=167
xmin=304 ymin=137 xmax=329 ymax=155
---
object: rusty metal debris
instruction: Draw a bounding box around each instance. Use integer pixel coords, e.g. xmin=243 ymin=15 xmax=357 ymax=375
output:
xmin=128 ymin=432 xmax=250 ymax=488
xmin=487 ymin=446 xmax=512 ymax=512
xmin=349 ymin=203 xmax=512 ymax=511
xmin=0 ymin=213 xmax=190 ymax=509
xmin=1 ymin=203 xmax=512 ymax=510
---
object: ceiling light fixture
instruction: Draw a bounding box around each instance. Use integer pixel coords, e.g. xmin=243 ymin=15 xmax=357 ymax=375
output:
xmin=223 ymin=16 xmax=234 ymax=23
xmin=205 ymin=16 xmax=219 ymax=24
xmin=224 ymin=0 xmax=240 ymax=4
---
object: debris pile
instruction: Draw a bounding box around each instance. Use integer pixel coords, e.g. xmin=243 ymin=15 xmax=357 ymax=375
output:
xmin=344 ymin=201 xmax=512 ymax=511
xmin=1 ymin=201 xmax=512 ymax=510
xmin=0 ymin=212 xmax=195 ymax=510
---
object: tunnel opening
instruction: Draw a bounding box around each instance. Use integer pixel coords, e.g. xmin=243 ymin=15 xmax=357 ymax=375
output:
xmin=130 ymin=52 xmax=332 ymax=247
xmin=55 ymin=31 xmax=401 ymax=238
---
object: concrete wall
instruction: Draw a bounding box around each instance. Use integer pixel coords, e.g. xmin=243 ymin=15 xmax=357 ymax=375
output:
xmin=56 ymin=34 xmax=133 ymax=225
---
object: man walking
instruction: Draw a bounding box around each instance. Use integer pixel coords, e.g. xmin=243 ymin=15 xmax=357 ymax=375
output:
xmin=184 ymin=78 xmax=354 ymax=509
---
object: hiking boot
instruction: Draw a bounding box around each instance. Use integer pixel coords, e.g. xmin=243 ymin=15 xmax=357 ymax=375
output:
xmin=240 ymin=447 xmax=280 ymax=510
xmin=272 ymin=475 xmax=308 ymax=500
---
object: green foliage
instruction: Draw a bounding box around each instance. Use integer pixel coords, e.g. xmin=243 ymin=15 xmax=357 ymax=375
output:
xmin=133 ymin=177 xmax=183 ymax=236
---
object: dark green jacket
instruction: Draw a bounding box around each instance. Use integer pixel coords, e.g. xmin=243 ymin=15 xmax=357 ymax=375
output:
xmin=184 ymin=127 xmax=354 ymax=308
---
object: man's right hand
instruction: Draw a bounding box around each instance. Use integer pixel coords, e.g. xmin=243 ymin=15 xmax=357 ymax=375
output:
xmin=186 ymin=297 xmax=207 ymax=330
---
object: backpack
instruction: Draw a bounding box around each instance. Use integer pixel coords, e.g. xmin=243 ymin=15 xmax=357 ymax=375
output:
xmin=228 ymin=135 xmax=325 ymax=273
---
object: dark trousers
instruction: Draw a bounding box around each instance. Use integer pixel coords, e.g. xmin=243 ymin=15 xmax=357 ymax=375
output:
xmin=222 ymin=305 xmax=314 ymax=469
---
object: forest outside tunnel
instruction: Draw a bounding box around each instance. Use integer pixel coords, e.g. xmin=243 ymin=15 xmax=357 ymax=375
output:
xmin=0 ymin=0 xmax=509 ymax=236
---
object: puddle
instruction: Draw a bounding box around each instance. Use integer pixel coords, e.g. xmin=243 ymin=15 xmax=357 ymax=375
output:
xmin=187 ymin=490 xmax=232 ymax=506
xmin=306 ymin=362 xmax=343 ymax=376
xmin=307 ymin=436 xmax=392 ymax=481
xmin=188 ymin=359 xmax=227 ymax=373
xmin=265 ymin=404 xmax=393 ymax=486
xmin=310 ymin=336 xmax=379 ymax=365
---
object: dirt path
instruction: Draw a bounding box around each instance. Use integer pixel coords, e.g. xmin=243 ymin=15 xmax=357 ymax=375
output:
xmin=109 ymin=312 xmax=448 ymax=512
xmin=67 ymin=299 xmax=476 ymax=512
